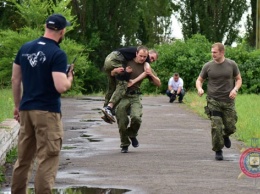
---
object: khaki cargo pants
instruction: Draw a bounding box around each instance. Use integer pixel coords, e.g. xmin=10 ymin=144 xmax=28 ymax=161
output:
xmin=11 ymin=110 xmax=63 ymax=194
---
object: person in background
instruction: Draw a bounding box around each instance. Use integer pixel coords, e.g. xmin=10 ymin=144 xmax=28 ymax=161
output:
xmin=11 ymin=14 xmax=73 ymax=194
xmin=196 ymin=42 xmax=242 ymax=161
xmin=102 ymin=46 xmax=158 ymax=123
xmin=166 ymin=73 xmax=185 ymax=103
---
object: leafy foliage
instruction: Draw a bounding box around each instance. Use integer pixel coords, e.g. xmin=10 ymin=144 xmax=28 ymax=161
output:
xmin=69 ymin=0 xmax=175 ymax=70
xmin=148 ymin=34 xmax=211 ymax=94
xmin=176 ymin=0 xmax=248 ymax=45
xmin=1 ymin=0 xmax=260 ymax=96
xmin=142 ymin=34 xmax=260 ymax=95
xmin=0 ymin=0 xmax=99 ymax=94
xmin=0 ymin=28 xmax=42 ymax=87
xmin=225 ymin=43 xmax=260 ymax=94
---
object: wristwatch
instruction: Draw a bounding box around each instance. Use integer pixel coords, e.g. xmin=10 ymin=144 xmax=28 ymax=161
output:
xmin=234 ymin=88 xmax=238 ymax=93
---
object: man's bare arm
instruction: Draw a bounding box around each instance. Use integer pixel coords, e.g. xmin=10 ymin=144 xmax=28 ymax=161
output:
xmin=229 ymin=73 xmax=242 ymax=99
xmin=196 ymin=76 xmax=205 ymax=96
xmin=11 ymin=63 xmax=22 ymax=122
xmin=146 ymin=68 xmax=161 ymax=87
xmin=52 ymin=64 xmax=74 ymax=93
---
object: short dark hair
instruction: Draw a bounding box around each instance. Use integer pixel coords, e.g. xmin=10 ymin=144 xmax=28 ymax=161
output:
xmin=173 ymin=73 xmax=179 ymax=77
xmin=137 ymin=45 xmax=149 ymax=53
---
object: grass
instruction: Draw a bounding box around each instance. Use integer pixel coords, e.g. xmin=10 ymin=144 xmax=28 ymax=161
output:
xmin=184 ymin=92 xmax=260 ymax=146
xmin=0 ymin=148 xmax=18 ymax=184
xmin=0 ymin=89 xmax=13 ymax=123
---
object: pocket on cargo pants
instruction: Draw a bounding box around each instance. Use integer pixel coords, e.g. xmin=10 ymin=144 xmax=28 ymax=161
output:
xmin=47 ymin=132 xmax=63 ymax=156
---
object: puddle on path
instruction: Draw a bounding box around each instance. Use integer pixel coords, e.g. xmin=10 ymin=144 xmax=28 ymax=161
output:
xmin=0 ymin=186 xmax=130 ymax=194
xmin=80 ymin=133 xmax=102 ymax=142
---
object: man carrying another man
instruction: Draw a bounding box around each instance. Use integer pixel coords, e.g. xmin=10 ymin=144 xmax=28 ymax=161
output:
xmin=115 ymin=46 xmax=161 ymax=153
xmin=102 ymin=46 xmax=158 ymax=123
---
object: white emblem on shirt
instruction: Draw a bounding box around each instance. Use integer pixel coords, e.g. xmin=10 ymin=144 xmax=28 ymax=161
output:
xmin=22 ymin=51 xmax=46 ymax=67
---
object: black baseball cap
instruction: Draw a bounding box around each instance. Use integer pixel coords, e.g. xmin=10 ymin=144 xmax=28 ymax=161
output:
xmin=46 ymin=14 xmax=71 ymax=31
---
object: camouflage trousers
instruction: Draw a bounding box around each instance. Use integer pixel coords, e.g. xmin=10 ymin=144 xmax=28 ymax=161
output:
xmin=103 ymin=51 xmax=125 ymax=72
xmin=103 ymin=51 xmax=125 ymax=107
xmin=115 ymin=94 xmax=143 ymax=148
xmin=109 ymin=81 xmax=128 ymax=107
xmin=206 ymin=97 xmax=237 ymax=151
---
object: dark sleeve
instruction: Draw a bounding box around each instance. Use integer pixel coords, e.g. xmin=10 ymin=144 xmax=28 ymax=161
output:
xmin=116 ymin=47 xmax=137 ymax=61
xmin=231 ymin=60 xmax=240 ymax=77
xmin=145 ymin=57 xmax=151 ymax=63
xmin=200 ymin=63 xmax=209 ymax=79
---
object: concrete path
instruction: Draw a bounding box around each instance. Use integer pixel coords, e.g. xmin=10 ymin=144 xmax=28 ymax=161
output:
xmin=55 ymin=96 xmax=259 ymax=194
xmin=1 ymin=96 xmax=259 ymax=194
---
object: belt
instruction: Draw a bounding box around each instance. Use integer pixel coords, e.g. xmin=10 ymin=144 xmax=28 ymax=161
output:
xmin=126 ymin=90 xmax=142 ymax=95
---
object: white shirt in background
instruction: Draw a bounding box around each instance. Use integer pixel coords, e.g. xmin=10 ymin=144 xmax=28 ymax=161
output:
xmin=168 ymin=77 xmax=184 ymax=91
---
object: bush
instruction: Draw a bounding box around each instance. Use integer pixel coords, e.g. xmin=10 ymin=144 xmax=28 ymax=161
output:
xmin=0 ymin=27 xmax=102 ymax=95
xmin=141 ymin=34 xmax=211 ymax=94
xmin=141 ymin=34 xmax=260 ymax=95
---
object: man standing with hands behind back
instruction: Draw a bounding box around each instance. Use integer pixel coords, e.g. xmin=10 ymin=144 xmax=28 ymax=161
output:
xmin=11 ymin=14 xmax=73 ymax=194
xmin=196 ymin=42 xmax=242 ymax=161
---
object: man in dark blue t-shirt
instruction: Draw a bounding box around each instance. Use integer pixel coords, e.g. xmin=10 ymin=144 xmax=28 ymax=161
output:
xmin=11 ymin=14 xmax=74 ymax=194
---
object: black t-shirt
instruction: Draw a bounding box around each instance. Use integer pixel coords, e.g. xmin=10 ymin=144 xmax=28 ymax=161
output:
xmin=116 ymin=46 xmax=151 ymax=63
xmin=14 ymin=36 xmax=68 ymax=113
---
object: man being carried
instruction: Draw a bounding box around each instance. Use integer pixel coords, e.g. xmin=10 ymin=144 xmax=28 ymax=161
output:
xmin=102 ymin=46 xmax=158 ymax=123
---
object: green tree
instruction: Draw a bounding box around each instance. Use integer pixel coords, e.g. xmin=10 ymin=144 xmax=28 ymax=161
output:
xmin=176 ymin=0 xmax=248 ymax=45
xmin=141 ymin=34 xmax=212 ymax=94
xmin=69 ymin=0 xmax=175 ymax=69
xmin=0 ymin=0 xmax=100 ymax=94
xmin=136 ymin=0 xmax=176 ymax=46
xmin=245 ymin=0 xmax=256 ymax=47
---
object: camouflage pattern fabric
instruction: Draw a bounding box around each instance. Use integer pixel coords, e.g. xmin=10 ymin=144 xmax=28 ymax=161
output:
xmin=103 ymin=51 xmax=125 ymax=72
xmin=115 ymin=94 xmax=143 ymax=147
xmin=103 ymin=51 xmax=125 ymax=106
xmin=109 ymin=81 xmax=128 ymax=107
xmin=207 ymin=97 xmax=237 ymax=151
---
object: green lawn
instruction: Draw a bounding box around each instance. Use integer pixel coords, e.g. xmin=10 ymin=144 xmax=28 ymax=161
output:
xmin=184 ymin=92 xmax=260 ymax=146
xmin=0 ymin=89 xmax=13 ymax=122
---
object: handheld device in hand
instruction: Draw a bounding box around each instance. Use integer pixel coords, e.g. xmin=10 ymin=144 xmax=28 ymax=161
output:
xmin=66 ymin=57 xmax=77 ymax=74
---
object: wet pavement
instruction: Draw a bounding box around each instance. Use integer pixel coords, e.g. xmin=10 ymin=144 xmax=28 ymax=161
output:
xmin=1 ymin=96 xmax=260 ymax=194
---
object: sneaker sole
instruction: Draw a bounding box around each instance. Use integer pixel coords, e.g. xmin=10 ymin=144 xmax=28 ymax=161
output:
xmin=102 ymin=109 xmax=116 ymax=122
xmin=101 ymin=116 xmax=113 ymax=124
xmin=121 ymin=149 xmax=128 ymax=153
